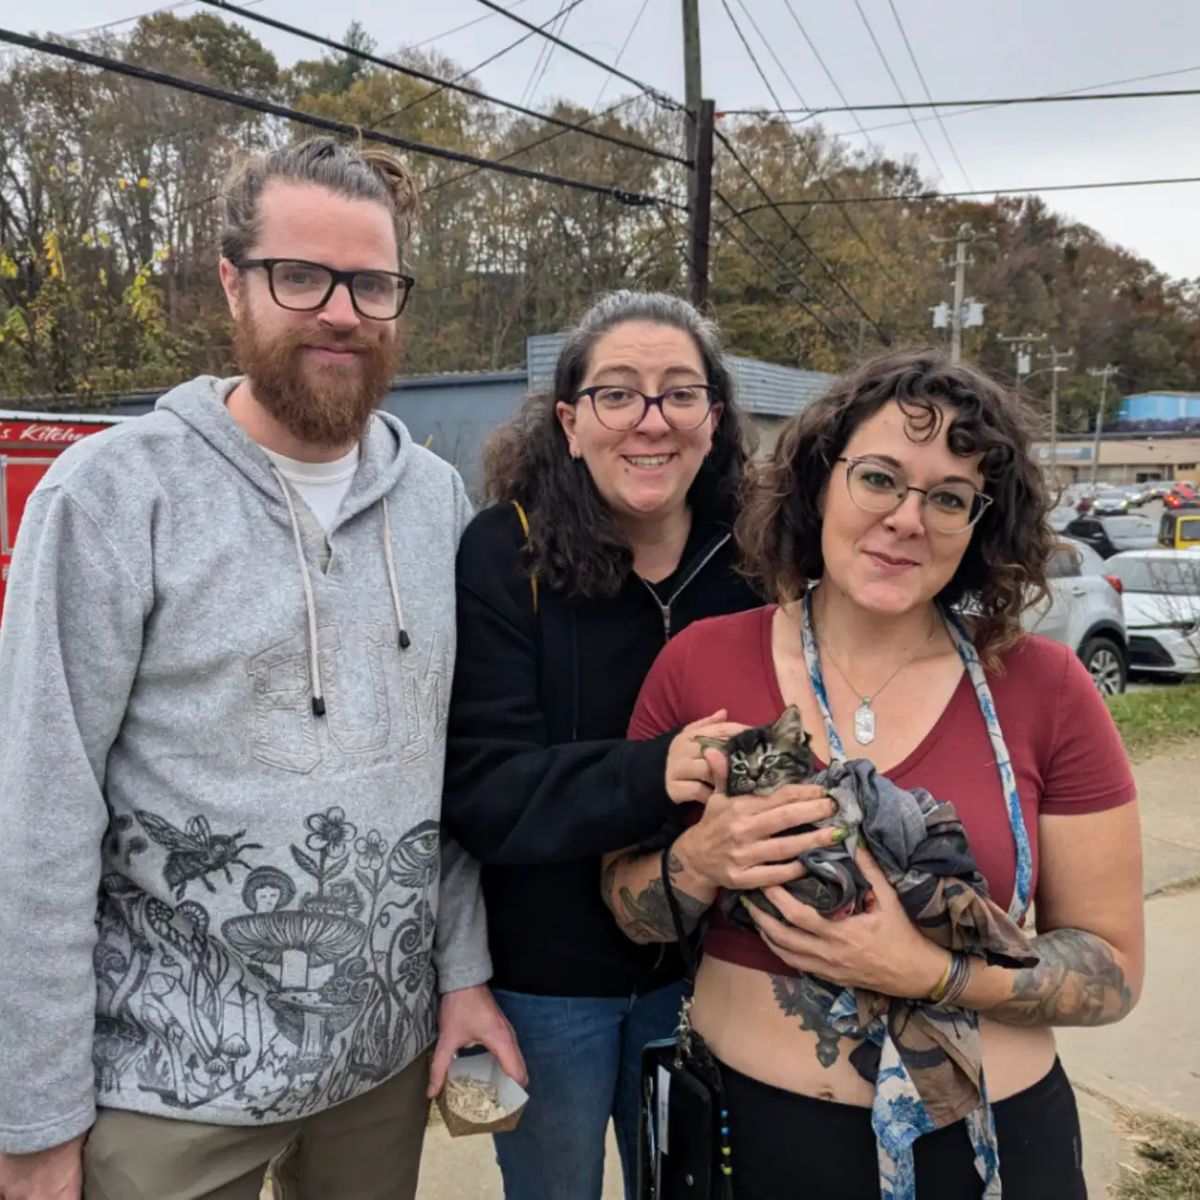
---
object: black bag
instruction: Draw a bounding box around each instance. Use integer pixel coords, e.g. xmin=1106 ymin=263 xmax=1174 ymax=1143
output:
xmin=637 ymin=847 xmax=735 ymax=1200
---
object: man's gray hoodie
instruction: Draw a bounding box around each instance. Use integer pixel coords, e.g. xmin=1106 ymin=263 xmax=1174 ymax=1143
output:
xmin=0 ymin=377 xmax=490 ymax=1152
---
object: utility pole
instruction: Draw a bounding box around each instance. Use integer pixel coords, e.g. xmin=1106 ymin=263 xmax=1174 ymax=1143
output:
xmin=681 ymin=0 xmax=713 ymax=308
xmin=999 ymin=332 xmax=1046 ymax=391
xmin=1038 ymin=345 xmax=1074 ymax=477
xmin=1087 ymin=364 xmax=1119 ymax=486
xmin=930 ymin=223 xmax=984 ymax=362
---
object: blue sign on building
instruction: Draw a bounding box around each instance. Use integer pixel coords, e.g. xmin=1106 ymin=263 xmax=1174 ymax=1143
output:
xmin=1119 ymin=392 xmax=1200 ymax=422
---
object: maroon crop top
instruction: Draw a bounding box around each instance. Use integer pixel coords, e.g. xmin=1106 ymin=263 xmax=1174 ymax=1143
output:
xmin=628 ymin=605 xmax=1136 ymax=977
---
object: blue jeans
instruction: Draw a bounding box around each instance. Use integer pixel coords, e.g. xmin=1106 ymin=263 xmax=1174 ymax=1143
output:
xmin=492 ymin=981 xmax=685 ymax=1200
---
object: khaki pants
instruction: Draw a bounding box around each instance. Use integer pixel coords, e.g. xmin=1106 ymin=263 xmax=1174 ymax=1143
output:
xmin=84 ymin=1054 xmax=430 ymax=1200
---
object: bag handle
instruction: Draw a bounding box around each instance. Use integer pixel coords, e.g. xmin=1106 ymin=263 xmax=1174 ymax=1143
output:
xmin=661 ymin=843 xmax=702 ymax=985
xmin=510 ymin=500 xmax=539 ymax=615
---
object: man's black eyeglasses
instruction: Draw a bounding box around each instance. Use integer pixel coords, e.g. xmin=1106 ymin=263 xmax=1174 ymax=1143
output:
xmin=574 ymin=384 xmax=718 ymax=432
xmin=234 ymin=258 xmax=415 ymax=320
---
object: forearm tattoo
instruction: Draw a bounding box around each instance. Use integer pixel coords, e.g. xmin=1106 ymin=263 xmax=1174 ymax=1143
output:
xmin=605 ymin=851 xmax=710 ymax=944
xmin=993 ymin=928 xmax=1134 ymax=1027
xmin=770 ymin=975 xmax=852 ymax=1068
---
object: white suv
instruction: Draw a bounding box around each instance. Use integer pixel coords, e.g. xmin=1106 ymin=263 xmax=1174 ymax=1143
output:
xmin=1023 ymin=538 xmax=1128 ymax=694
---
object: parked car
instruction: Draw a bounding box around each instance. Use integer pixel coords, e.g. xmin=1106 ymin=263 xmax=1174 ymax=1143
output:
xmin=1064 ymin=514 xmax=1160 ymax=559
xmin=1106 ymin=550 xmax=1200 ymax=677
xmin=1091 ymin=490 xmax=1132 ymax=515
xmin=1158 ymin=510 xmax=1200 ymax=551
xmin=1165 ymin=485 xmax=1200 ymax=510
xmin=1023 ymin=538 xmax=1128 ymax=694
xmin=1118 ymin=483 xmax=1148 ymax=506
xmin=1048 ymin=505 xmax=1078 ymax=533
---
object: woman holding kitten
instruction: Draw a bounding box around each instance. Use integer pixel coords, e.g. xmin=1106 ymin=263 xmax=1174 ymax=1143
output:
xmin=606 ymin=348 xmax=1142 ymax=1199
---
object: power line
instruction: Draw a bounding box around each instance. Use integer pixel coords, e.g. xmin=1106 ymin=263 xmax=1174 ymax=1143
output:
xmin=716 ymin=1 xmax=900 ymax=298
xmin=62 ymin=0 xmax=202 ymax=36
xmin=422 ymin=3 xmax=660 ymax=196
xmin=713 ymin=215 xmax=847 ymax=346
xmin=778 ymin=0 xmax=881 ymax=152
xmin=730 ymin=0 xmax=809 ymax=110
xmin=724 ymin=84 xmax=1200 ymax=117
xmin=198 ymin=0 xmax=686 ymax=165
xmin=471 ymin=0 xmax=684 ymax=112
xmin=519 ymin=3 xmax=571 ymax=107
xmin=384 ymin=0 xmax=589 ymax=122
xmin=715 ymin=130 xmax=890 ymax=343
xmin=421 ymin=92 xmax=644 ymax=194
xmin=730 ymin=173 xmax=1200 ymax=213
xmin=0 ymin=27 xmax=685 ymax=209
xmin=851 ymin=0 xmax=947 ymax=184
xmin=884 ymin=0 xmax=972 ymax=189
xmin=591 ymin=0 xmax=651 ymax=110
xmin=405 ymin=0 xmax=533 ymax=52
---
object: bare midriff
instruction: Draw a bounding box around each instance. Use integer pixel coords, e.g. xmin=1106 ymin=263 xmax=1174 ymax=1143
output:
xmin=692 ymin=956 xmax=1057 ymax=1104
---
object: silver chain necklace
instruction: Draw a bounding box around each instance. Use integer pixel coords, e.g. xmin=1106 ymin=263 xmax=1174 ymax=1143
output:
xmin=816 ymin=615 xmax=939 ymax=746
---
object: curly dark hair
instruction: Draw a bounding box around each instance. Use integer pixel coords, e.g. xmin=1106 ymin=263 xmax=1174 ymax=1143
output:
xmin=482 ymin=291 xmax=755 ymax=599
xmin=737 ymin=346 xmax=1054 ymax=670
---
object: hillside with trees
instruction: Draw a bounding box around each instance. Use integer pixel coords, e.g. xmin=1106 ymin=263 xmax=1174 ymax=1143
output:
xmin=2 ymin=12 xmax=1198 ymax=433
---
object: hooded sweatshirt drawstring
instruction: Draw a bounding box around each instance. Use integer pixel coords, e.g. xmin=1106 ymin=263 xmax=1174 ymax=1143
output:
xmin=271 ymin=466 xmax=327 ymax=717
xmin=270 ymin=467 xmax=411 ymax=719
xmin=381 ymin=497 xmax=412 ymax=650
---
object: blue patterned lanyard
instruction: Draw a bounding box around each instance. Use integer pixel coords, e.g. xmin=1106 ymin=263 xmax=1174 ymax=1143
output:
xmin=800 ymin=590 xmax=1031 ymax=921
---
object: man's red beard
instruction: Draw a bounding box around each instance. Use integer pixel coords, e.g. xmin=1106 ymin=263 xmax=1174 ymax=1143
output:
xmin=233 ymin=307 xmax=399 ymax=448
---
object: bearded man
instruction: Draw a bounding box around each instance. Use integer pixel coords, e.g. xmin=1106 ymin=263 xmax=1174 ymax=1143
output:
xmin=0 ymin=137 xmax=523 ymax=1200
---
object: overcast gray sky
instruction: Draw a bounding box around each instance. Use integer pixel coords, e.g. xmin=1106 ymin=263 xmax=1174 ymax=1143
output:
xmin=17 ymin=0 xmax=1200 ymax=280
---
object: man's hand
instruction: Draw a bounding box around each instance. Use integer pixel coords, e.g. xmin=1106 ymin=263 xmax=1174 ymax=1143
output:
xmin=427 ymin=985 xmax=528 ymax=1099
xmin=0 ymin=1134 xmax=84 ymax=1200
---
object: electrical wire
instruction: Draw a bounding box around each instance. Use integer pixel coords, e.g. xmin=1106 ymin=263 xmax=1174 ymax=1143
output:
xmin=730 ymin=0 xmax=809 ymax=110
xmin=851 ymin=0 xmax=947 ymax=184
xmin=729 ymin=173 xmax=1200 ymax=212
xmin=471 ymin=0 xmax=684 ymax=112
xmin=716 ymin=1 xmax=899 ymax=306
xmin=374 ymin=0 xmax=587 ymax=121
xmin=591 ymin=0 xmax=651 ymax=110
xmin=197 ymin=0 xmax=686 ymax=164
xmin=713 ymin=215 xmax=847 ymax=346
xmin=778 ymin=0 xmax=881 ymax=152
xmin=885 ymin=0 xmax=972 ymax=189
xmin=0 ymin=27 xmax=686 ymax=209
xmin=405 ymin=0 xmax=533 ymax=52
xmin=724 ymin=84 xmax=1200 ymax=117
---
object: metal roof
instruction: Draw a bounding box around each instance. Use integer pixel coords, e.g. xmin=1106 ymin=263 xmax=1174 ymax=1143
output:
xmin=526 ymin=334 xmax=831 ymax=417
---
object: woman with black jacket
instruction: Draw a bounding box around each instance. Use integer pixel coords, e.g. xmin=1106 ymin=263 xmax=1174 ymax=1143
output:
xmin=443 ymin=291 xmax=760 ymax=1200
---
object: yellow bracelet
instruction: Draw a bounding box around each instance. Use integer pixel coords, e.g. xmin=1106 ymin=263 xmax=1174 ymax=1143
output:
xmin=928 ymin=952 xmax=955 ymax=1003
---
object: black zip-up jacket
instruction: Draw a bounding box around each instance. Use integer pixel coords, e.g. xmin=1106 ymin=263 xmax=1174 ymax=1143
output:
xmin=443 ymin=503 xmax=761 ymax=997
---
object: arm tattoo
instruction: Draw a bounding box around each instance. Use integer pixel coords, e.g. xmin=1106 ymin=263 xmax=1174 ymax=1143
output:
xmin=608 ymin=851 xmax=710 ymax=944
xmin=770 ymin=975 xmax=851 ymax=1068
xmin=993 ymin=928 xmax=1133 ymax=1027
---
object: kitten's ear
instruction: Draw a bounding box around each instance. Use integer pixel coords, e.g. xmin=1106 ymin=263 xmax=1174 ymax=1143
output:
xmin=772 ymin=705 xmax=809 ymax=753
xmin=692 ymin=734 xmax=730 ymax=754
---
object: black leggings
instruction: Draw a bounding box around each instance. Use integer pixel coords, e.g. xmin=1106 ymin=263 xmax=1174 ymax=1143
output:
xmin=718 ymin=1057 xmax=1086 ymax=1199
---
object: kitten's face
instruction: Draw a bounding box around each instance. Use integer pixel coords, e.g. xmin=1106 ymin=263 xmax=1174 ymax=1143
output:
xmin=697 ymin=705 xmax=815 ymax=796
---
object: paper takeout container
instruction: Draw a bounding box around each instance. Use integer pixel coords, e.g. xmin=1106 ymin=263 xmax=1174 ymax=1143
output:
xmin=435 ymin=1050 xmax=529 ymax=1137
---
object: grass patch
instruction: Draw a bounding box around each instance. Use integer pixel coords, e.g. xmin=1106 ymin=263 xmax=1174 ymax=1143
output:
xmin=1115 ymin=1110 xmax=1200 ymax=1200
xmin=1105 ymin=686 xmax=1200 ymax=761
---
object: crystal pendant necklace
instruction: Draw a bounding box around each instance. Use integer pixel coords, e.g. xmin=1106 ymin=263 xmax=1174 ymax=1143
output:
xmin=817 ymin=618 xmax=939 ymax=746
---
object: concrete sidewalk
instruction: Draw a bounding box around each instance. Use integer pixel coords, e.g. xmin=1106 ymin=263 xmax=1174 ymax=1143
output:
xmin=1056 ymin=744 xmax=1200 ymax=1197
xmin=416 ymin=747 xmax=1200 ymax=1200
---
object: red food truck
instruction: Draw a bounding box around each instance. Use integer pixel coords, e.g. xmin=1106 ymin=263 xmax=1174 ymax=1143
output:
xmin=0 ymin=410 xmax=124 ymax=625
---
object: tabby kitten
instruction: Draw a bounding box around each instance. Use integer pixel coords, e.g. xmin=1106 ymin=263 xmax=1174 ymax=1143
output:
xmin=696 ymin=705 xmax=867 ymax=923
xmin=695 ymin=704 xmax=815 ymax=795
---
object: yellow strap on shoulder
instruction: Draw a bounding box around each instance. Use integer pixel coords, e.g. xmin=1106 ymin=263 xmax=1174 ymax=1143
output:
xmin=510 ymin=500 xmax=539 ymax=615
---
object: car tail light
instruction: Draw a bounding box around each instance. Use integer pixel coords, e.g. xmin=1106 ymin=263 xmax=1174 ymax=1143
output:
xmin=1104 ymin=574 xmax=1123 ymax=594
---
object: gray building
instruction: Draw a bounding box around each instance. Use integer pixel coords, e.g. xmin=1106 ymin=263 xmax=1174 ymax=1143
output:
xmin=78 ymin=334 xmax=835 ymax=497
